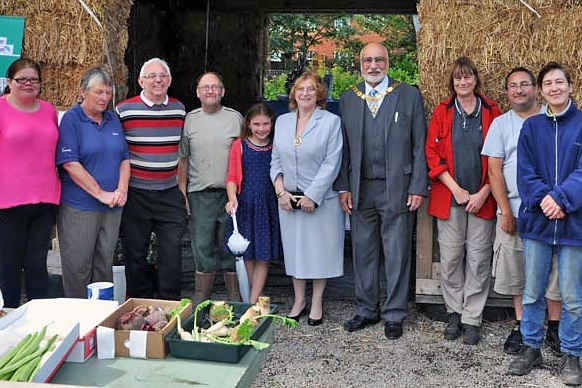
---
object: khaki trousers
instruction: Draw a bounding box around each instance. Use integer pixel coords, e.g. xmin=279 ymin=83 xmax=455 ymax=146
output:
xmin=437 ymin=206 xmax=495 ymax=326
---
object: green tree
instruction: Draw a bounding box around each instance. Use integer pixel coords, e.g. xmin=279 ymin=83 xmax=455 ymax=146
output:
xmin=269 ymin=14 xmax=356 ymax=70
xmin=266 ymin=14 xmax=419 ymax=98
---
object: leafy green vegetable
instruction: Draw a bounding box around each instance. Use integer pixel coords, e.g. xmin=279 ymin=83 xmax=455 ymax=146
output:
xmin=168 ymin=298 xmax=191 ymax=317
xmin=192 ymin=300 xmax=213 ymax=341
xmin=209 ymin=302 xmax=234 ymax=323
xmin=184 ymin=301 xmax=299 ymax=349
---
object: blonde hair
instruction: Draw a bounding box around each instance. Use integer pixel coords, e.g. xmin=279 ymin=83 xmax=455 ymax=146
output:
xmin=288 ymin=71 xmax=327 ymax=111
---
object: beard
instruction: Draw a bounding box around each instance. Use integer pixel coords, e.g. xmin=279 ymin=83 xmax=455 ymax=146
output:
xmin=362 ymin=72 xmax=386 ymax=86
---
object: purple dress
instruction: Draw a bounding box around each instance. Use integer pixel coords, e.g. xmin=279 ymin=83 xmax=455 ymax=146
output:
xmin=228 ymin=138 xmax=281 ymax=261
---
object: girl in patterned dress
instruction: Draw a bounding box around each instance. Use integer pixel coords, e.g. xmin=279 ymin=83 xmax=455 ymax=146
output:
xmin=225 ymin=103 xmax=281 ymax=303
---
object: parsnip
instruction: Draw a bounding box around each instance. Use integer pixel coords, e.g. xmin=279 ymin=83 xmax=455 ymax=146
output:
xmin=256 ymin=296 xmax=270 ymax=315
xmin=240 ymin=306 xmax=261 ymax=327
xmin=201 ymin=320 xmax=230 ymax=337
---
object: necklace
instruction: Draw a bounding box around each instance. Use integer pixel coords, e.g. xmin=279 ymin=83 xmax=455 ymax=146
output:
xmin=295 ymin=111 xmax=313 ymax=147
xmin=454 ymin=97 xmax=481 ymax=129
xmin=351 ymin=82 xmax=400 ymax=101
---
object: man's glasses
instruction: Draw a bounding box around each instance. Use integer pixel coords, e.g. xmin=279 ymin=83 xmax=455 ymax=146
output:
xmin=508 ymin=82 xmax=533 ymax=91
xmin=13 ymin=77 xmax=40 ymax=84
xmin=198 ymin=84 xmax=223 ymax=92
xmin=361 ymin=57 xmax=387 ymax=65
xmin=141 ymin=73 xmax=170 ymax=80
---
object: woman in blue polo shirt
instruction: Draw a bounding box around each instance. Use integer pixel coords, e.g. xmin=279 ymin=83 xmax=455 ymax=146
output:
xmin=56 ymin=66 xmax=130 ymax=299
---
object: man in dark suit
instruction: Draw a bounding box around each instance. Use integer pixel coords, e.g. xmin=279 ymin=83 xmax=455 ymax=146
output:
xmin=335 ymin=42 xmax=428 ymax=339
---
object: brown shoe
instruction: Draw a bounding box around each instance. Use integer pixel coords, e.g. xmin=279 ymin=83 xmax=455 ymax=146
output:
xmin=224 ymin=272 xmax=241 ymax=302
xmin=192 ymin=271 xmax=214 ymax=305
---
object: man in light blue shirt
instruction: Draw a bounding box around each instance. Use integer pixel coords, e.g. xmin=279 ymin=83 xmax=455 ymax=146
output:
xmin=482 ymin=67 xmax=561 ymax=355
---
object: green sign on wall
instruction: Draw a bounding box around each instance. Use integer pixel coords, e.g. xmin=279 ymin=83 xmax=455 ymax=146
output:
xmin=0 ymin=15 xmax=25 ymax=93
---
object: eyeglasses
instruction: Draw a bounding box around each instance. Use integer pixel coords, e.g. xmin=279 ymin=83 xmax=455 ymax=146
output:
xmin=198 ymin=84 xmax=223 ymax=92
xmin=508 ymin=82 xmax=534 ymax=91
xmin=141 ymin=73 xmax=170 ymax=80
xmin=296 ymin=87 xmax=316 ymax=94
xmin=362 ymin=57 xmax=387 ymax=65
xmin=13 ymin=77 xmax=40 ymax=84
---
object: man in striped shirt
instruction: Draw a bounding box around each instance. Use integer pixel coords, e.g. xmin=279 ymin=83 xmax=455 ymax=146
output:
xmin=116 ymin=58 xmax=187 ymax=300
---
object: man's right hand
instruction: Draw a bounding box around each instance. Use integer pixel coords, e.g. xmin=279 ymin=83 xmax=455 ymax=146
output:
xmin=339 ymin=192 xmax=353 ymax=215
xmin=500 ymin=213 xmax=516 ymax=235
xmin=180 ymin=190 xmax=190 ymax=217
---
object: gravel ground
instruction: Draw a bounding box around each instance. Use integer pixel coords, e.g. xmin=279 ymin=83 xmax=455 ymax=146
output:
xmin=253 ymin=294 xmax=569 ymax=388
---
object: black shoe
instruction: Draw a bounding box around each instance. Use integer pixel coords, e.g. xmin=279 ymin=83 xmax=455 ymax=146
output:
xmin=308 ymin=310 xmax=323 ymax=326
xmin=444 ymin=313 xmax=462 ymax=340
xmin=508 ymin=346 xmax=542 ymax=376
xmin=384 ymin=321 xmax=403 ymax=340
xmin=561 ymin=354 xmax=582 ymax=386
xmin=545 ymin=325 xmax=562 ymax=356
xmin=504 ymin=325 xmax=523 ymax=354
xmin=343 ymin=315 xmax=381 ymax=332
xmin=287 ymin=304 xmax=308 ymax=322
xmin=462 ymin=324 xmax=480 ymax=345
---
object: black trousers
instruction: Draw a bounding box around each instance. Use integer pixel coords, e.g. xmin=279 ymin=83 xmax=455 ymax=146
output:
xmin=0 ymin=203 xmax=56 ymax=307
xmin=122 ymin=186 xmax=186 ymax=300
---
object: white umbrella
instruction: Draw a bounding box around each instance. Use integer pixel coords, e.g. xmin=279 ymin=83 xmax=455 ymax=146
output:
xmin=227 ymin=212 xmax=251 ymax=303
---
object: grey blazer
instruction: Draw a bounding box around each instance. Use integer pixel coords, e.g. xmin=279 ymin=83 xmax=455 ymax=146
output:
xmin=334 ymin=79 xmax=428 ymax=213
xmin=270 ymin=107 xmax=343 ymax=206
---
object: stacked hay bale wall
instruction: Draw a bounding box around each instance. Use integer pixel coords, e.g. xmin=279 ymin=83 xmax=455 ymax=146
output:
xmin=415 ymin=0 xmax=582 ymax=304
xmin=418 ymin=0 xmax=582 ymax=113
xmin=0 ymin=0 xmax=133 ymax=110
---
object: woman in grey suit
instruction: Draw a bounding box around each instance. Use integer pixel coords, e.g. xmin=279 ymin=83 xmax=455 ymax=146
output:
xmin=270 ymin=71 xmax=344 ymax=326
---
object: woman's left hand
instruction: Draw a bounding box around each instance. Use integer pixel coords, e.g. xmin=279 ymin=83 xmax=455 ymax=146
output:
xmin=277 ymin=191 xmax=294 ymax=211
xmin=299 ymin=196 xmax=316 ymax=213
xmin=465 ymin=191 xmax=487 ymax=214
xmin=112 ymin=189 xmax=127 ymax=207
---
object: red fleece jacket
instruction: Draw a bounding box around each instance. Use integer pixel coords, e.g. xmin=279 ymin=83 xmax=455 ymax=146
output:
xmin=425 ymin=93 xmax=501 ymax=220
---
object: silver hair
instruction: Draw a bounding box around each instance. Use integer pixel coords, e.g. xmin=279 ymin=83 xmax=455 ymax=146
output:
xmin=80 ymin=66 xmax=113 ymax=93
xmin=359 ymin=43 xmax=389 ymax=62
xmin=139 ymin=58 xmax=171 ymax=78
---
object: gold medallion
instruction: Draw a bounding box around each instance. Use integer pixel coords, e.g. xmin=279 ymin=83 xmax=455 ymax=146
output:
xmin=294 ymin=136 xmax=302 ymax=147
xmin=351 ymin=82 xmax=400 ymax=101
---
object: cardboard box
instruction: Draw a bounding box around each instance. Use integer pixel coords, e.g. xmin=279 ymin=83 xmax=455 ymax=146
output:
xmin=0 ymin=302 xmax=80 ymax=383
xmin=97 ymin=298 xmax=192 ymax=359
xmin=0 ymin=298 xmax=119 ymax=363
xmin=61 ymin=299 xmax=119 ymax=363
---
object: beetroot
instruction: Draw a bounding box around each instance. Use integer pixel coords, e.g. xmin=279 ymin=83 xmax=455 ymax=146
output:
xmin=132 ymin=305 xmax=154 ymax=317
xmin=118 ymin=305 xmax=171 ymax=331
xmin=118 ymin=312 xmax=147 ymax=330
xmin=146 ymin=309 xmax=169 ymax=331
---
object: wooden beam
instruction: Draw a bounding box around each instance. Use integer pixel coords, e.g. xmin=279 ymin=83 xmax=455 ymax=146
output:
xmin=183 ymin=0 xmax=419 ymax=14
xmin=416 ymin=278 xmax=514 ymax=306
xmin=415 ymin=202 xmax=433 ymax=279
xmin=415 ymin=294 xmax=513 ymax=308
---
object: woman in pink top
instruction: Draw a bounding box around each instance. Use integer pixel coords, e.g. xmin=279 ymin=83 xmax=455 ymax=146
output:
xmin=0 ymin=58 xmax=60 ymax=307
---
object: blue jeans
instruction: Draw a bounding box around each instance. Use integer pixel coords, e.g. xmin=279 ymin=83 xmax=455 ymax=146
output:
xmin=522 ymin=239 xmax=582 ymax=356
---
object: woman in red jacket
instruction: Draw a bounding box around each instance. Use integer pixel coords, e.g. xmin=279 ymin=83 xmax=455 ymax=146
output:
xmin=425 ymin=56 xmax=501 ymax=345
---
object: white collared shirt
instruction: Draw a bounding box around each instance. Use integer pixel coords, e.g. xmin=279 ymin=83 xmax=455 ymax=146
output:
xmin=140 ymin=90 xmax=169 ymax=107
xmin=364 ymin=76 xmax=390 ymax=110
